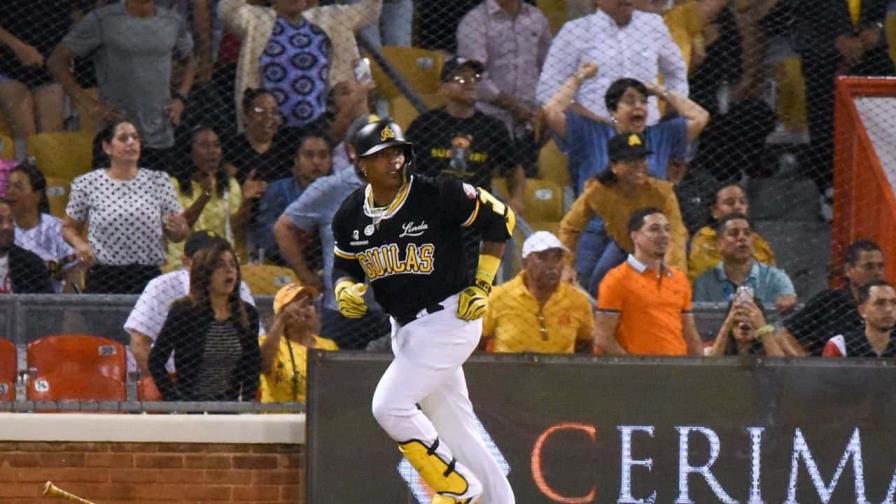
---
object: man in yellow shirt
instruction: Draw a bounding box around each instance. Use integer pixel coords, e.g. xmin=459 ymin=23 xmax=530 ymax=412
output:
xmin=259 ymin=282 xmax=338 ymax=403
xmin=482 ymin=231 xmax=594 ymax=354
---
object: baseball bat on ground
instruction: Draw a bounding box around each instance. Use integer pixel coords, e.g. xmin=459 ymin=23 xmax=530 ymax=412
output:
xmin=42 ymin=481 xmax=97 ymax=504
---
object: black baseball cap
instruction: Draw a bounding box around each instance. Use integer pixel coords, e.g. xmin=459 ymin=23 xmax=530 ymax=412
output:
xmin=608 ymin=132 xmax=652 ymax=162
xmin=184 ymin=230 xmax=227 ymax=258
xmin=440 ymin=57 xmax=485 ymax=83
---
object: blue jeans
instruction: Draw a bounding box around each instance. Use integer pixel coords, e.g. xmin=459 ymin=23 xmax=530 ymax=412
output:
xmin=574 ymin=218 xmax=627 ymax=297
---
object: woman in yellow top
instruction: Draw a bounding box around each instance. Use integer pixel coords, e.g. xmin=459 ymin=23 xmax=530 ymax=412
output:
xmin=559 ymin=132 xmax=688 ymax=295
xmin=688 ymin=183 xmax=775 ymax=280
xmin=259 ymin=282 xmax=338 ymax=404
xmin=166 ymin=126 xmax=266 ymax=265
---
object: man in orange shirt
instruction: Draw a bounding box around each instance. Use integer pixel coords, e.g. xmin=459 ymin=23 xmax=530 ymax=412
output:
xmin=594 ymin=207 xmax=702 ymax=356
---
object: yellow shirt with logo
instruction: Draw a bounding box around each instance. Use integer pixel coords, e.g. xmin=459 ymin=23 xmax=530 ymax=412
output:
xmin=259 ymin=335 xmax=338 ymax=404
xmin=483 ymin=273 xmax=594 ymax=354
xmin=687 ymin=225 xmax=776 ymax=281
xmin=167 ymin=176 xmax=243 ymax=265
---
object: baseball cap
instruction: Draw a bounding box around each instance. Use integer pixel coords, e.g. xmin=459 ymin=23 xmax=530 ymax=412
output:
xmin=273 ymin=282 xmax=319 ymax=315
xmin=608 ymin=132 xmax=652 ymax=162
xmin=440 ymin=57 xmax=485 ymax=83
xmin=522 ymin=231 xmax=569 ymax=259
xmin=184 ymin=230 xmax=226 ymax=258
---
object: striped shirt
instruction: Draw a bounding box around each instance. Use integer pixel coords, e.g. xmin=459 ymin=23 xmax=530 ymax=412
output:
xmin=194 ymin=320 xmax=242 ymax=400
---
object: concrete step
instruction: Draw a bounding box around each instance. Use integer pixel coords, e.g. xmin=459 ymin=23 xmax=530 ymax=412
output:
xmin=752 ymin=220 xmax=831 ymax=301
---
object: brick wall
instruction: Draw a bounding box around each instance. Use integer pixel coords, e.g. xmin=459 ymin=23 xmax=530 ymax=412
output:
xmin=0 ymin=442 xmax=305 ymax=503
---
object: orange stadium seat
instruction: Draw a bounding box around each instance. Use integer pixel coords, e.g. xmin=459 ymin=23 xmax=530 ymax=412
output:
xmin=26 ymin=131 xmax=94 ymax=182
xmin=137 ymin=375 xmax=169 ymax=402
xmin=0 ymin=338 xmax=16 ymax=401
xmin=26 ymin=335 xmax=126 ymax=401
xmin=240 ymin=264 xmax=297 ymax=296
xmin=0 ymin=133 xmax=14 ymax=160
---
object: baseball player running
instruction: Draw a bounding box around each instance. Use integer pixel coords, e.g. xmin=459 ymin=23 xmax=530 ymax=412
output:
xmin=331 ymin=118 xmax=516 ymax=503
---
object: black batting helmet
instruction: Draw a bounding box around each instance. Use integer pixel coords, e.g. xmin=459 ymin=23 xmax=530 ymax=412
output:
xmin=350 ymin=118 xmax=416 ymax=183
xmin=351 ymin=117 xmax=415 ymax=166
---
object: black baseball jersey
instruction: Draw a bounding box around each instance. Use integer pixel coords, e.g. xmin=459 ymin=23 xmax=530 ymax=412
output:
xmin=332 ymin=175 xmax=514 ymax=322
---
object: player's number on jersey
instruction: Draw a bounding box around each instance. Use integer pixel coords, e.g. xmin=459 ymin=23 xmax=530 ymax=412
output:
xmin=478 ymin=188 xmax=506 ymax=216
xmin=478 ymin=188 xmax=515 ymax=235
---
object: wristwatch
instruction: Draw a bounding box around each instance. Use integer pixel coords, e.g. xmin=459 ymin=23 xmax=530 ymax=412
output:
xmin=755 ymin=324 xmax=775 ymax=342
xmin=172 ymin=90 xmax=189 ymax=104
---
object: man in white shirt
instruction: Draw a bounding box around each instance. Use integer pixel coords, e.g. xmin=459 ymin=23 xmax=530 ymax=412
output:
xmin=535 ymin=0 xmax=688 ymax=124
xmin=124 ymin=231 xmax=256 ymax=376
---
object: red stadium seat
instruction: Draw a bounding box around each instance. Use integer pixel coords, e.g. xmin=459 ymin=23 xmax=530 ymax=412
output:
xmin=0 ymin=338 xmax=16 ymax=401
xmin=26 ymin=335 xmax=126 ymax=401
xmin=27 ymin=373 xmax=125 ymax=402
xmin=137 ymin=374 xmax=175 ymax=402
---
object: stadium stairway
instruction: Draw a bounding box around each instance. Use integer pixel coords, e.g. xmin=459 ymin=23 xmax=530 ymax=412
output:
xmin=748 ymin=149 xmax=831 ymax=301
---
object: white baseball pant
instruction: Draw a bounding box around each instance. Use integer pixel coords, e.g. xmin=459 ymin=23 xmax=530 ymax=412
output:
xmin=371 ymin=293 xmax=515 ymax=503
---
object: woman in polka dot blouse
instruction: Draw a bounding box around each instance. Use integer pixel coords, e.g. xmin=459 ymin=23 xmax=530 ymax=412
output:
xmin=62 ymin=120 xmax=191 ymax=293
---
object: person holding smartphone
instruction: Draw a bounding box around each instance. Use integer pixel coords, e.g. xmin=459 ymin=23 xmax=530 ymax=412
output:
xmin=692 ymin=212 xmax=797 ymax=313
xmin=706 ymin=290 xmax=785 ymax=357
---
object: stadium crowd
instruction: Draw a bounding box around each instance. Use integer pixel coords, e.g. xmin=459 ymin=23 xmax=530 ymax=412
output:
xmin=1 ymin=0 xmax=895 ymax=403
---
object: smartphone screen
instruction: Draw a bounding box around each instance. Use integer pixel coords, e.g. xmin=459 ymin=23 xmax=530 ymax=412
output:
xmin=354 ymin=57 xmax=372 ymax=84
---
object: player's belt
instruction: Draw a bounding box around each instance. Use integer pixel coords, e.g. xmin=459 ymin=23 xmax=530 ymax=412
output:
xmin=395 ymin=303 xmax=445 ymax=326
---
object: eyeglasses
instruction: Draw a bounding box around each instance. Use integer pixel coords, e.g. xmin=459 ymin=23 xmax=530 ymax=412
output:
xmin=451 ymin=74 xmax=482 ymax=85
xmin=251 ymin=106 xmax=282 ymax=119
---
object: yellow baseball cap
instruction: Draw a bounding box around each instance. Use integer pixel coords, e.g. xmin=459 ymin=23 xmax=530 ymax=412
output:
xmin=273 ymin=282 xmax=318 ymax=315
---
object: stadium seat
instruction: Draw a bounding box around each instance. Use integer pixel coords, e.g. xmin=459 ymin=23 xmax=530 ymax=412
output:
xmin=527 ymin=221 xmax=560 ymax=235
xmin=45 ymin=177 xmax=71 ymax=219
xmin=71 ymin=88 xmax=99 ymax=134
xmin=0 ymin=133 xmax=14 ymax=160
xmin=0 ymin=338 xmax=16 ymax=401
xmin=28 ymin=373 xmax=125 ymax=402
xmin=240 ymin=264 xmax=297 ymax=296
xmin=537 ymin=140 xmax=570 ymax=188
xmin=537 ymin=0 xmax=567 ymax=34
xmin=26 ymin=335 xmax=126 ymax=402
xmin=522 ymin=179 xmax=565 ymax=223
xmin=26 ymin=131 xmax=94 ymax=182
xmin=388 ymin=93 xmax=445 ymax=129
xmin=137 ymin=375 xmax=169 ymax=402
xmin=490 ymin=177 xmax=565 ymax=224
xmin=370 ymin=46 xmax=445 ymax=101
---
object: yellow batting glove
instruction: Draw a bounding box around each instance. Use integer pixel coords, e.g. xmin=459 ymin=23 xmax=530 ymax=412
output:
xmin=335 ymin=280 xmax=368 ymax=319
xmin=456 ymin=279 xmax=491 ymax=321
xmin=456 ymin=254 xmax=501 ymax=321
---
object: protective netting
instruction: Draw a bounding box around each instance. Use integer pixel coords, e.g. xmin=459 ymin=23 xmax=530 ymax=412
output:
xmin=0 ymin=0 xmax=895 ymax=409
